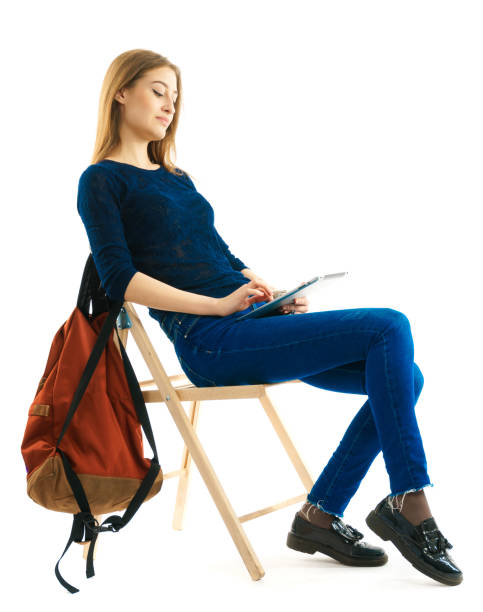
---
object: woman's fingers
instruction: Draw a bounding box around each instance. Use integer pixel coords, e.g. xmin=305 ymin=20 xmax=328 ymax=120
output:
xmin=248 ymin=279 xmax=273 ymax=300
xmin=246 ymin=287 xmax=265 ymax=303
xmin=280 ymin=296 xmax=309 ymax=314
xmin=259 ymin=283 xmax=273 ymax=299
xmin=245 ymin=281 xmax=311 ymax=312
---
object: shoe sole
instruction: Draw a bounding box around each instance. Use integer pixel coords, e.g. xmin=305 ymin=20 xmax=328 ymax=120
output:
xmin=365 ymin=510 xmax=463 ymax=586
xmin=286 ymin=531 xmax=388 ymax=567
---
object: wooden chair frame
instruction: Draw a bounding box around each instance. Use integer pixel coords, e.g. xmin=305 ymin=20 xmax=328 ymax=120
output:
xmin=82 ymin=301 xmax=315 ymax=580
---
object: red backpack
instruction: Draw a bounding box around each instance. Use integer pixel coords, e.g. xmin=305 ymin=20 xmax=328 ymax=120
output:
xmin=21 ymin=254 xmax=163 ymax=593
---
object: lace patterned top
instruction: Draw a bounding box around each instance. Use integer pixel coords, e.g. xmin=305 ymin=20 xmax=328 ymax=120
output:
xmin=77 ymin=159 xmax=251 ymax=317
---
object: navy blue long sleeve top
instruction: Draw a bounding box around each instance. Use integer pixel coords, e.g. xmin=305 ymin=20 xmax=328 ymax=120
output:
xmin=77 ymin=159 xmax=251 ymax=316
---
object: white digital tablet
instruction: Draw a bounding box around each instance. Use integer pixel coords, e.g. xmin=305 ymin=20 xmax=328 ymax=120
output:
xmin=234 ymin=272 xmax=348 ymax=321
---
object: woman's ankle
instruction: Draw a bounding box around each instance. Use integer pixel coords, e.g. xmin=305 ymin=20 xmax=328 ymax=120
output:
xmin=300 ymin=501 xmax=336 ymax=529
xmin=390 ymin=489 xmax=433 ymax=526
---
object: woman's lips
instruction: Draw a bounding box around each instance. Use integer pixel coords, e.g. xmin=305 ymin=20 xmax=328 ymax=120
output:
xmin=157 ymin=117 xmax=169 ymax=126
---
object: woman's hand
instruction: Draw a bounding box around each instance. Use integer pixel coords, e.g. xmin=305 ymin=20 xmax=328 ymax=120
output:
xmin=215 ymin=278 xmax=273 ymax=317
xmin=215 ymin=275 xmax=310 ymax=317
xmin=278 ymin=294 xmax=309 ymax=315
xmin=251 ymin=276 xmax=310 ymax=315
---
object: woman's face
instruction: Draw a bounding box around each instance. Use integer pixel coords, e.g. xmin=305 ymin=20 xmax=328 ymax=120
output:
xmin=115 ymin=66 xmax=178 ymax=141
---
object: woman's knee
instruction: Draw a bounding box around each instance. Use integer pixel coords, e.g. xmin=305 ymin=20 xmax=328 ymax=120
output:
xmin=380 ymin=308 xmax=411 ymax=335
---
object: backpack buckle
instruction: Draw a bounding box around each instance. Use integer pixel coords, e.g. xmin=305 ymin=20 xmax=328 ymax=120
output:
xmin=116 ymin=307 xmax=132 ymax=329
xmin=96 ymin=514 xmax=124 ymax=533
xmin=80 ymin=513 xmax=123 ymax=535
xmin=79 ymin=513 xmax=101 ymax=537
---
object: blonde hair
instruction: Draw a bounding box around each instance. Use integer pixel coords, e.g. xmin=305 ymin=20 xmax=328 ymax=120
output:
xmin=91 ymin=48 xmax=192 ymax=180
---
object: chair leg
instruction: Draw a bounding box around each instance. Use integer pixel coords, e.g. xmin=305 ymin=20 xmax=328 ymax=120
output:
xmin=117 ymin=327 xmax=129 ymax=347
xmin=258 ymin=392 xmax=315 ymax=492
xmin=82 ymin=514 xmax=103 ymax=560
xmin=123 ymin=302 xmax=265 ymax=581
xmin=168 ymin=407 xmax=265 ymax=580
xmin=113 ymin=327 xmax=129 ymax=354
xmin=173 ymin=400 xmax=200 ymax=530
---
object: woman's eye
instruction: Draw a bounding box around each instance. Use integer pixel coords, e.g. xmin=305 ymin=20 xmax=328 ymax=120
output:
xmin=153 ymin=89 xmax=177 ymax=103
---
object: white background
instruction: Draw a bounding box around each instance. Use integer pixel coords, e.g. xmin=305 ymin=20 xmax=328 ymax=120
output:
xmin=2 ymin=0 xmax=481 ymax=608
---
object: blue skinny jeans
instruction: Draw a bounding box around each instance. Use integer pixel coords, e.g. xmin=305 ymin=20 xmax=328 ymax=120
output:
xmin=149 ymin=303 xmax=434 ymax=518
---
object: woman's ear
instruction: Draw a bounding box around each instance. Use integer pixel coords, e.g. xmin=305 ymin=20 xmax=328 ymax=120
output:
xmin=114 ymin=87 xmax=128 ymax=105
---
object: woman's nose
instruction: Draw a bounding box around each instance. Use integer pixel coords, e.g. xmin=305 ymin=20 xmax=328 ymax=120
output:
xmin=163 ymin=97 xmax=175 ymax=113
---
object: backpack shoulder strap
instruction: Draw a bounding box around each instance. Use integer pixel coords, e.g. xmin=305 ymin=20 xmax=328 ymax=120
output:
xmin=54 ymin=300 xmax=160 ymax=594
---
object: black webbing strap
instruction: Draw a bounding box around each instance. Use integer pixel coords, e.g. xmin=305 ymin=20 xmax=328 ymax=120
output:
xmin=114 ymin=324 xmax=159 ymax=462
xmin=54 ymin=513 xmax=92 ymax=594
xmin=55 ymin=301 xmax=122 ymax=449
xmin=54 ymin=301 xmax=161 ymax=593
xmin=55 ymin=450 xmax=97 ymax=594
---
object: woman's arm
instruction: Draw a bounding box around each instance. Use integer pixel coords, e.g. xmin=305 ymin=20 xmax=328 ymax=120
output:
xmin=124 ymin=270 xmax=274 ymax=317
xmin=77 ymin=166 xmax=139 ymax=301
xmin=124 ymin=271 xmax=219 ymax=315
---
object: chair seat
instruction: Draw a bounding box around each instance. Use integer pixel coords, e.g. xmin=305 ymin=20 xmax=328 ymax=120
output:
xmin=140 ymin=376 xmax=302 ymax=402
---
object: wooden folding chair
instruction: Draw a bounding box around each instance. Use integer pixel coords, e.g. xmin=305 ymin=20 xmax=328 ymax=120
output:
xmin=83 ymin=301 xmax=315 ymax=580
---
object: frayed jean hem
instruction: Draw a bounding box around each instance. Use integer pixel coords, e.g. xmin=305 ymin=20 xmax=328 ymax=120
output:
xmin=306 ymin=496 xmax=344 ymax=519
xmin=387 ymin=482 xmax=435 ymax=513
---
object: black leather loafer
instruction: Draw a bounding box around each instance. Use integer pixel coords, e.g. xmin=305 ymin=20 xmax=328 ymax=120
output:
xmin=365 ymin=496 xmax=463 ymax=586
xmin=286 ymin=511 xmax=388 ymax=566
